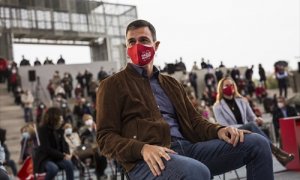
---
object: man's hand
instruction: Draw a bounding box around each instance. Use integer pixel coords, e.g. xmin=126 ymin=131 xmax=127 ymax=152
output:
xmin=141 ymin=144 xmax=176 ymax=176
xmin=217 ymin=127 xmax=251 ymax=147
xmin=256 ymin=117 xmax=264 ymax=126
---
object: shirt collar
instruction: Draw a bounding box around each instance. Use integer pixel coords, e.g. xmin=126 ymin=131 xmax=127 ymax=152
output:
xmin=129 ymin=63 xmax=160 ymax=78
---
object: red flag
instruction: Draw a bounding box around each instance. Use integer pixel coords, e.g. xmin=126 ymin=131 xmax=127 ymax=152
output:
xmin=18 ymin=156 xmax=33 ymax=179
xmin=17 ymin=156 xmax=46 ymax=180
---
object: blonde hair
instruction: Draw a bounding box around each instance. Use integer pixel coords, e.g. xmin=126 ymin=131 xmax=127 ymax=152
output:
xmin=82 ymin=114 xmax=93 ymax=122
xmin=20 ymin=123 xmax=36 ymax=137
xmin=215 ymin=76 xmax=242 ymax=104
xmin=63 ymin=123 xmax=72 ymax=129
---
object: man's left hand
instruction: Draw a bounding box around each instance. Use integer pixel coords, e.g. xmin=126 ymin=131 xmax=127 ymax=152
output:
xmin=217 ymin=127 xmax=251 ymax=147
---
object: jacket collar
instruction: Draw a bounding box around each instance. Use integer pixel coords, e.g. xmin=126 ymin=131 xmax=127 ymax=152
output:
xmin=126 ymin=63 xmax=160 ymax=79
xmin=220 ymin=99 xmax=237 ymax=122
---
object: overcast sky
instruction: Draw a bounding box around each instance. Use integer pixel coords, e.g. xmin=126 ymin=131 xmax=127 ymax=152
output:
xmin=14 ymin=0 xmax=300 ymax=77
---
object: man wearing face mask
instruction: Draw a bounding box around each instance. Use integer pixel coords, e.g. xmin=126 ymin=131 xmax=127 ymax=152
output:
xmin=272 ymin=96 xmax=298 ymax=142
xmin=213 ymin=76 xmax=294 ymax=167
xmin=96 ymin=19 xmax=274 ymax=179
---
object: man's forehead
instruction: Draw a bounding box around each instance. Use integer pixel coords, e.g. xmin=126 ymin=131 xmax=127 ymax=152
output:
xmin=126 ymin=27 xmax=152 ymax=39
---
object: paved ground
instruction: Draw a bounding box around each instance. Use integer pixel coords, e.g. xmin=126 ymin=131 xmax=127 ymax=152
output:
xmin=1 ymin=82 xmax=300 ymax=179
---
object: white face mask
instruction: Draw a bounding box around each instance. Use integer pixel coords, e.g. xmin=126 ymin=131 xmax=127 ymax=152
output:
xmin=22 ymin=132 xmax=30 ymax=139
xmin=85 ymin=119 xmax=94 ymax=126
xmin=65 ymin=128 xmax=72 ymax=135
xmin=200 ymin=101 xmax=205 ymax=107
xmin=278 ymin=102 xmax=284 ymax=108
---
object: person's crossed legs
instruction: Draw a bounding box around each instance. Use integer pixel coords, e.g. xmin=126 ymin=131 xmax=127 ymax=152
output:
xmin=129 ymin=133 xmax=273 ymax=180
xmin=129 ymin=153 xmax=210 ymax=179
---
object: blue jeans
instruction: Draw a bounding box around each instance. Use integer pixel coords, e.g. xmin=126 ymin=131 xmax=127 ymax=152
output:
xmin=44 ymin=160 xmax=74 ymax=180
xmin=128 ymin=133 xmax=274 ymax=180
xmin=24 ymin=107 xmax=33 ymax=122
xmin=239 ymin=122 xmax=271 ymax=143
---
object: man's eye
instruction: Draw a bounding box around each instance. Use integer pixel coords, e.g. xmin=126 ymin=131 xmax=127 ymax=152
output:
xmin=140 ymin=39 xmax=150 ymax=43
xmin=128 ymin=40 xmax=136 ymax=45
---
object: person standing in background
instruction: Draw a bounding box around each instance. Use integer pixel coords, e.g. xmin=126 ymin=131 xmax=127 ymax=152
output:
xmin=275 ymin=66 xmax=288 ymax=98
xmin=258 ymin=63 xmax=267 ymax=87
xmin=21 ymin=90 xmax=34 ymax=122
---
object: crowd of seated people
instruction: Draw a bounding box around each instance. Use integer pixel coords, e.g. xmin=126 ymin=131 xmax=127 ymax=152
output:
xmin=0 ymin=56 xmax=299 ymax=179
xmin=167 ymin=60 xmax=299 ymax=151
xmin=0 ymin=60 xmax=113 ymax=179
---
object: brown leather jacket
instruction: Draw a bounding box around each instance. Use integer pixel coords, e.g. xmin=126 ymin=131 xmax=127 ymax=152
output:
xmin=96 ymin=64 xmax=223 ymax=171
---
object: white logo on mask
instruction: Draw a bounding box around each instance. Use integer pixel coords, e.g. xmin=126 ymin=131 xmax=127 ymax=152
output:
xmin=141 ymin=50 xmax=152 ymax=61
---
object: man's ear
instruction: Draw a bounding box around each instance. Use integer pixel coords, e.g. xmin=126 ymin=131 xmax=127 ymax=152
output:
xmin=154 ymin=41 xmax=160 ymax=51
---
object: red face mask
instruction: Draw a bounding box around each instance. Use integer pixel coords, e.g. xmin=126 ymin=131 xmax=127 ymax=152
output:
xmin=223 ymin=84 xmax=235 ymax=96
xmin=127 ymin=44 xmax=155 ymax=66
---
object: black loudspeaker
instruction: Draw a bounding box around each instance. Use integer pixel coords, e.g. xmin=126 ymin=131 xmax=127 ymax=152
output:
xmin=298 ymin=62 xmax=300 ymax=73
xmin=28 ymin=70 xmax=36 ymax=82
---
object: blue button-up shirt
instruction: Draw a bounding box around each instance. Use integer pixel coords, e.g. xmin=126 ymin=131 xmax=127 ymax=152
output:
xmin=130 ymin=63 xmax=183 ymax=138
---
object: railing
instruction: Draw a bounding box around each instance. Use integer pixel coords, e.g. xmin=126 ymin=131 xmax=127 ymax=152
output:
xmin=0 ymin=2 xmax=137 ymax=37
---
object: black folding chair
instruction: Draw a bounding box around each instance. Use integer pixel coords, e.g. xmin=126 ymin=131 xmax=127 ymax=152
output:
xmin=112 ymin=160 xmax=130 ymax=180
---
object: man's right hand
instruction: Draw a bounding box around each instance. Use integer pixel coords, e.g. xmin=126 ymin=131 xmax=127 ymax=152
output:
xmin=141 ymin=144 xmax=176 ymax=176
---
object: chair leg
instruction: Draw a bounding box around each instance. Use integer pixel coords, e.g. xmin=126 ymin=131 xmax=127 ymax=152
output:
xmin=125 ymin=172 xmax=130 ymax=180
xmin=222 ymin=170 xmax=239 ymax=180
xmin=234 ymin=170 xmax=240 ymax=180
xmin=121 ymin=171 xmax=124 ymax=180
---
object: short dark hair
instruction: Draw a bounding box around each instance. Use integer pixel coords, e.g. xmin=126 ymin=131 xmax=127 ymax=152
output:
xmin=126 ymin=19 xmax=157 ymax=41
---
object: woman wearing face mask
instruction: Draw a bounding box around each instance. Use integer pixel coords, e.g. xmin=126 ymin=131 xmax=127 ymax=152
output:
xmin=63 ymin=123 xmax=86 ymax=177
xmin=18 ymin=124 xmax=37 ymax=165
xmin=79 ymin=114 xmax=108 ymax=179
xmin=79 ymin=114 xmax=96 ymax=144
xmin=36 ymin=107 xmax=74 ymax=180
xmin=213 ymin=76 xmax=294 ymax=167
xmin=63 ymin=123 xmax=81 ymax=155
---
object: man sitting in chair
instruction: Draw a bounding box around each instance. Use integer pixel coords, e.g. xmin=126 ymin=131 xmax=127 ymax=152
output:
xmin=96 ymin=19 xmax=274 ymax=180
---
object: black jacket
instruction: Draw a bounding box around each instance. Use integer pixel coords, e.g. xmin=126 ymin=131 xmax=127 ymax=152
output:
xmin=272 ymin=105 xmax=298 ymax=130
xmin=34 ymin=126 xmax=69 ymax=172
